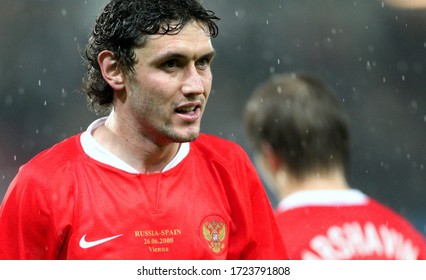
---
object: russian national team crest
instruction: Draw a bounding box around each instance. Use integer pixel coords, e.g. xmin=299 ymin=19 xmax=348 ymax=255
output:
xmin=200 ymin=215 xmax=228 ymax=255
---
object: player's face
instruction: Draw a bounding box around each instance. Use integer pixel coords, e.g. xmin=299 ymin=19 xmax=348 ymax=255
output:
xmin=124 ymin=21 xmax=215 ymax=145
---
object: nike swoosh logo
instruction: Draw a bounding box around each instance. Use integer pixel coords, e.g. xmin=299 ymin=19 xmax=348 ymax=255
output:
xmin=79 ymin=234 xmax=123 ymax=249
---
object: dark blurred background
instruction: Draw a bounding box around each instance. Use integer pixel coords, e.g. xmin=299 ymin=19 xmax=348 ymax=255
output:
xmin=1 ymin=0 xmax=425 ymax=234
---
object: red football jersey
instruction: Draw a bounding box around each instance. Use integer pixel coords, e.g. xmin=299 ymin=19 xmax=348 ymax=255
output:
xmin=0 ymin=119 xmax=287 ymax=260
xmin=275 ymin=189 xmax=426 ymax=259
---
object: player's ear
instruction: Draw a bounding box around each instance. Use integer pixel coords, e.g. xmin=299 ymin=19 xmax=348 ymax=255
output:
xmin=260 ymin=142 xmax=281 ymax=173
xmin=98 ymin=50 xmax=125 ymax=91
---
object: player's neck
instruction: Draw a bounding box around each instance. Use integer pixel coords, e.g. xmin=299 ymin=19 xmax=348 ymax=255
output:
xmin=92 ymin=113 xmax=180 ymax=173
xmin=275 ymin=169 xmax=350 ymax=199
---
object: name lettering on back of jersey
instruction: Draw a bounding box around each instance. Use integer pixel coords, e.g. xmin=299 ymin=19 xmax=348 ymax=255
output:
xmin=301 ymin=222 xmax=420 ymax=259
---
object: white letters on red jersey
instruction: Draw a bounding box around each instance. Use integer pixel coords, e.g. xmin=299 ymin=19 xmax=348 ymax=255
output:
xmin=275 ymin=189 xmax=426 ymax=259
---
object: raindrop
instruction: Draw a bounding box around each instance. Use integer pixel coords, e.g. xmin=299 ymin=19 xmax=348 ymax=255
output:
xmin=380 ymin=161 xmax=390 ymax=170
xmin=38 ymin=80 xmax=42 ymax=86
xmin=61 ymin=8 xmax=67 ymax=16
xmin=366 ymin=61 xmax=372 ymax=71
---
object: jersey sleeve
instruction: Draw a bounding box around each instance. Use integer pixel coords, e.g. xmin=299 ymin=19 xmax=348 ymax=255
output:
xmin=0 ymin=165 xmax=65 ymax=259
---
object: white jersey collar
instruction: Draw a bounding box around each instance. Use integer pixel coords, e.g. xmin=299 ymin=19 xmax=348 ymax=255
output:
xmin=277 ymin=189 xmax=368 ymax=211
xmin=80 ymin=117 xmax=190 ymax=174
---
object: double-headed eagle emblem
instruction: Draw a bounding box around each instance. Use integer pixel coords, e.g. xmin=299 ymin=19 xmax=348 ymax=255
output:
xmin=202 ymin=219 xmax=226 ymax=254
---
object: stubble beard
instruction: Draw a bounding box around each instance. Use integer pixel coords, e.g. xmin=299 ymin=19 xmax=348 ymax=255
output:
xmin=160 ymin=122 xmax=201 ymax=143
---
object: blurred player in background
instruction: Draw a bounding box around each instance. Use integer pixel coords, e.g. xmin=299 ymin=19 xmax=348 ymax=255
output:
xmin=0 ymin=0 xmax=287 ymax=260
xmin=244 ymin=72 xmax=426 ymax=259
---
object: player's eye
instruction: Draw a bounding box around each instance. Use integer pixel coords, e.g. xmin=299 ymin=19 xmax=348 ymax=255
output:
xmin=163 ymin=59 xmax=179 ymax=70
xmin=196 ymin=57 xmax=212 ymax=69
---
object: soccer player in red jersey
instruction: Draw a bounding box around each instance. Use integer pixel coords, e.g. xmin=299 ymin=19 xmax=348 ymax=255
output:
xmin=244 ymin=72 xmax=426 ymax=259
xmin=0 ymin=0 xmax=287 ymax=260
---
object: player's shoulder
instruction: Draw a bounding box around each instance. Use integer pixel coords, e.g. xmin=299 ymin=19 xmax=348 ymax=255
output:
xmin=366 ymin=198 xmax=417 ymax=223
xmin=189 ymin=133 xmax=253 ymax=170
xmin=194 ymin=133 xmax=243 ymax=148
xmin=364 ymin=197 xmax=405 ymax=217
xmin=20 ymin=134 xmax=83 ymax=175
xmin=192 ymin=133 xmax=247 ymax=157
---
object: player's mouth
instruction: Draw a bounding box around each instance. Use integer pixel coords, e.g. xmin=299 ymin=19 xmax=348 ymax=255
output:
xmin=175 ymin=103 xmax=202 ymax=122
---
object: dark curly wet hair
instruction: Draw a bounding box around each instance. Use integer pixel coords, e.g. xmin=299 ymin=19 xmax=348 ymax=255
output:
xmin=81 ymin=0 xmax=219 ymax=114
